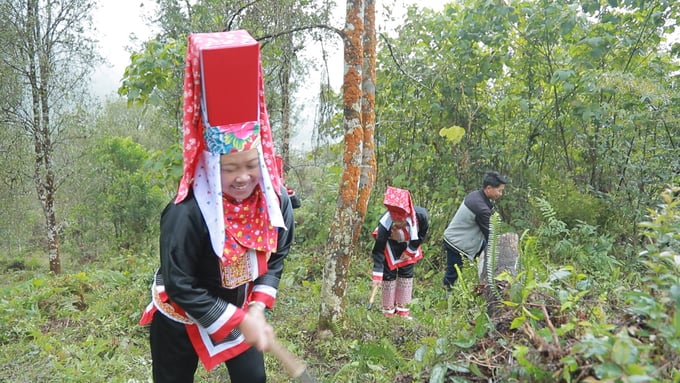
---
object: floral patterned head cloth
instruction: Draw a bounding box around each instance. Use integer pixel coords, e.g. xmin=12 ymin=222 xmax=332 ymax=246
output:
xmin=203 ymin=123 xmax=261 ymax=155
xmin=173 ymin=30 xmax=286 ymax=260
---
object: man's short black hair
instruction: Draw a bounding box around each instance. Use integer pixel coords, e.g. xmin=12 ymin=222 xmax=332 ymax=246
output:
xmin=483 ymin=171 xmax=508 ymax=188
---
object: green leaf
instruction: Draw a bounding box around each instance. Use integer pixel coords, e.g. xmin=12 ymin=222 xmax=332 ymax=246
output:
xmin=452 ymin=337 xmax=476 ymax=348
xmin=594 ymin=362 xmax=623 ymax=379
xmin=473 ymin=312 xmax=490 ymax=338
xmin=438 ymin=126 xmax=466 ymax=144
xmin=550 ymin=69 xmax=575 ymax=84
xmin=510 ymin=315 xmax=526 ymax=329
xmin=443 ymin=363 xmax=470 ymax=373
xmin=469 ymin=362 xmax=484 ymax=377
xmin=428 ymin=363 xmax=447 ymax=383
xmin=575 ymin=334 xmax=610 ymax=358
xmin=611 ymin=338 xmax=633 ymax=365
xmin=414 ymin=345 xmax=427 ymax=362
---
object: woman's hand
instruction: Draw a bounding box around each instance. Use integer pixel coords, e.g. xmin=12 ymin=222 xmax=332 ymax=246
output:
xmin=239 ymin=302 xmax=274 ymax=351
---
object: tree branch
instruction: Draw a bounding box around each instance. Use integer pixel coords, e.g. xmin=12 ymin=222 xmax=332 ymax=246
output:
xmin=379 ymin=33 xmax=432 ymax=92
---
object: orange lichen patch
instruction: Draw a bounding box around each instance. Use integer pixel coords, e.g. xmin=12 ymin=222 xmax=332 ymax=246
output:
xmin=339 ymin=164 xmax=360 ymax=190
xmin=344 ymin=67 xmax=362 ymax=84
xmin=345 ymin=49 xmax=362 ymax=64
xmin=363 ymin=89 xmax=375 ymax=101
xmin=343 ymin=73 xmax=362 ymax=106
xmin=343 ymin=127 xmax=362 ymax=154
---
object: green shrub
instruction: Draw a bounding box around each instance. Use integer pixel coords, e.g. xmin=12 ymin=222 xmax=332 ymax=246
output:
xmin=533 ymin=176 xmax=606 ymax=229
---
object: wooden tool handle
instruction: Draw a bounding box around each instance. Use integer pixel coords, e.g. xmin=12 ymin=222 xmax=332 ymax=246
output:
xmin=369 ymin=283 xmax=379 ymax=304
xmin=367 ymin=283 xmax=380 ymax=309
xmin=269 ymin=338 xmax=307 ymax=378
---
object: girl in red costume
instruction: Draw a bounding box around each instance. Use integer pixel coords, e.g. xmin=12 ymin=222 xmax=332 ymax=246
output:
xmin=371 ymin=187 xmax=429 ymax=320
xmin=140 ymin=30 xmax=294 ymax=383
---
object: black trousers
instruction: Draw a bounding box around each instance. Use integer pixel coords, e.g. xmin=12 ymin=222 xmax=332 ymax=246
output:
xmin=149 ymin=311 xmax=266 ymax=383
xmin=442 ymin=241 xmax=485 ymax=288
xmin=382 ymin=262 xmax=414 ymax=281
xmin=443 ymin=245 xmax=463 ymax=288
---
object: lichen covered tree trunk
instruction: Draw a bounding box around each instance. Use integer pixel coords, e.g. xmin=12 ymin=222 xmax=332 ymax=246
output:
xmin=318 ymin=0 xmax=369 ymax=332
xmin=353 ymin=0 xmax=377 ymax=241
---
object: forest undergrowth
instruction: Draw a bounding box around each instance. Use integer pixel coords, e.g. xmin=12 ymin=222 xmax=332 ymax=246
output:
xmin=0 ymin=187 xmax=678 ymax=382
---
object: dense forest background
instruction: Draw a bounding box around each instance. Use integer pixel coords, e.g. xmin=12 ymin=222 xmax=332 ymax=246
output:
xmin=1 ymin=0 xmax=679 ymax=382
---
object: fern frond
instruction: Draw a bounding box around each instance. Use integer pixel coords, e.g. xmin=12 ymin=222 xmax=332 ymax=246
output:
xmin=486 ymin=212 xmax=502 ymax=301
xmin=534 ymin=197 xmax=568 ymax=236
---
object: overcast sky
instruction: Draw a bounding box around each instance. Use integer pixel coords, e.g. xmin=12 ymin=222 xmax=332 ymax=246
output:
xmin=90 ymin=0 xmax=447 ymax=96
xmin=89 ymin=0 xmax=447 ymax=148
xmin=90 ymin=0 xmax=154 ymax=98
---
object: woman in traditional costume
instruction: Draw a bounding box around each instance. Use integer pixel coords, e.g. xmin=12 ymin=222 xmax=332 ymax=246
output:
xmin=139 ymin=30 xmax=294 ymax=383
xmin=371 ymin=186 xmax=429 ymax=320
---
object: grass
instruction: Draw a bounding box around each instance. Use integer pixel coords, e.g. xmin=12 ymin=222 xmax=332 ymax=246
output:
xmin=0 ymin=245 xmax=480 ymax=382
xmin=2 ymin=185 xmax=678 ymax=382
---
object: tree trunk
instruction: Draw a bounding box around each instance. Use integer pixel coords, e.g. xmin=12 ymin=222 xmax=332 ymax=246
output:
xmin=318 ymin=0 xmax=366 ymax=332
xmin=479 ymin=232 xmax=518 ymax=319
xmin=352 ymin=0 xmax=377 ymax=241
xmin=7 ymin=0 xmax=96 ymax=274
xmin=279 ymin=32 xmax=293 ymax=167
xmin=26 ymin=0 xmax=62 ymax=274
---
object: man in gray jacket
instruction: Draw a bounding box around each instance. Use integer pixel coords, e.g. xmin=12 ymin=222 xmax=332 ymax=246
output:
xmin=442 ymin=171 xmax=507 ymax=289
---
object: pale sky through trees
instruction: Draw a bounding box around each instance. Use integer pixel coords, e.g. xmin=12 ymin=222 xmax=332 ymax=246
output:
xmin=89 ymin=0 xmax=448 ymax=149
xmin=91 ymin=0 xmax=154 ymax=99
